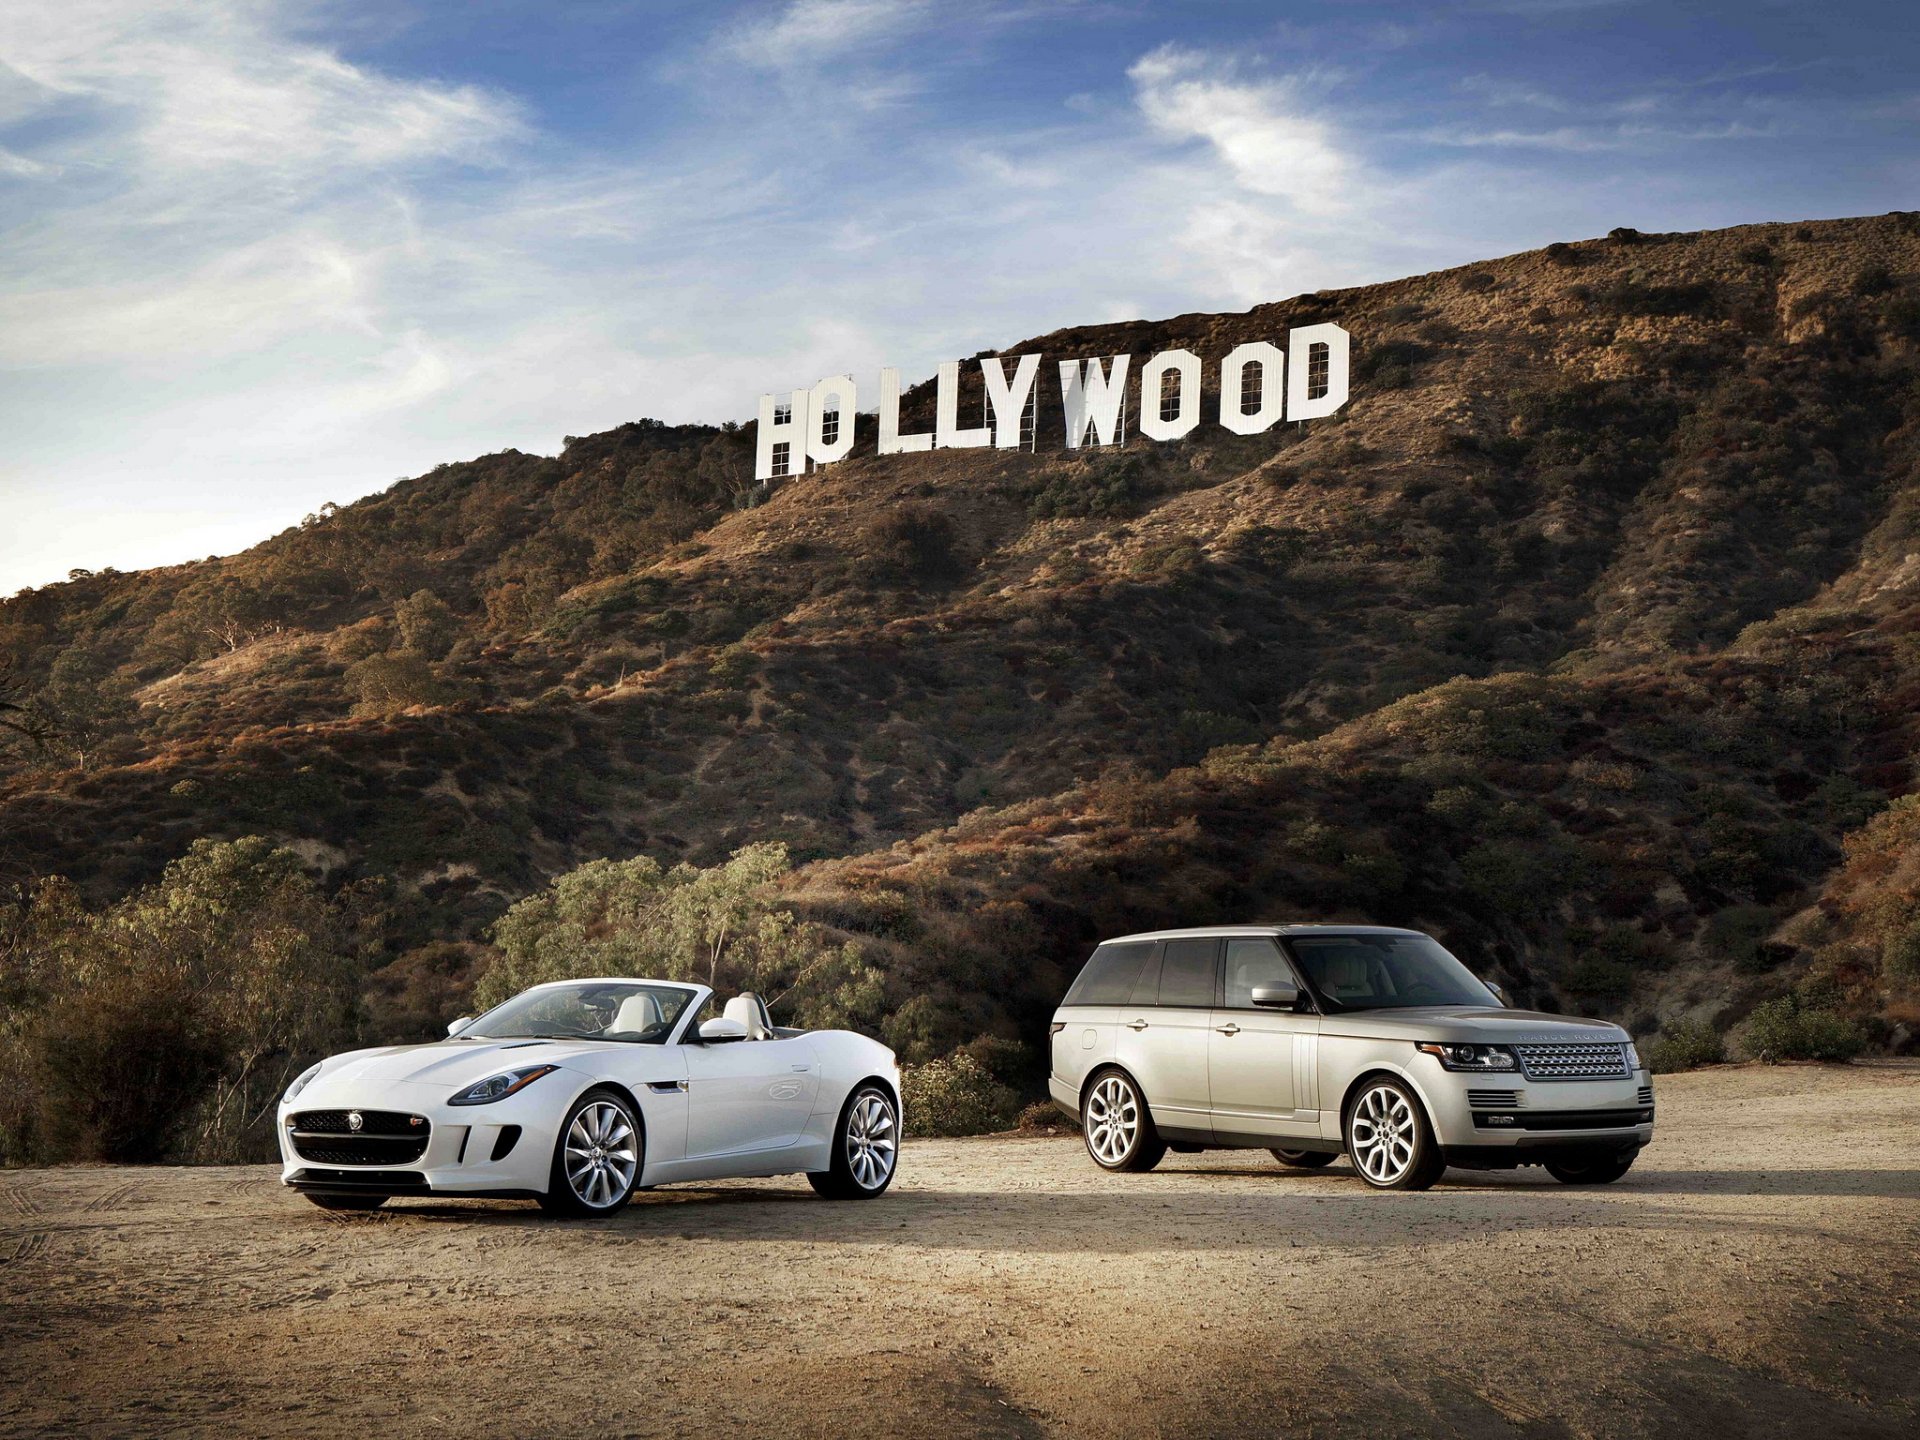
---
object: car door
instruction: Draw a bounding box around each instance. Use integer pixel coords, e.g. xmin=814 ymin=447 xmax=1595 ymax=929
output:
xmin=1116 ymin=937 xmax=1219 ymax=1141
xmin=682 ymin=1031 xmax=821 ymax=1162
xmin=1208 ymin=937 xmax=1319 ymax=1140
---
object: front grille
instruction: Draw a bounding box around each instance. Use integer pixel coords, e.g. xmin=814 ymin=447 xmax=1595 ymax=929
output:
xmin=1638 ymin=1085 xmax=1655 ymax=1105
xmin=290 ymin=1110 xmax=430 ymax=1166
xmin=1513 ymin=1043 xmax=1629 ymax=1081
xmin=1466 ymin=1089 xmax=1523 ymax=1108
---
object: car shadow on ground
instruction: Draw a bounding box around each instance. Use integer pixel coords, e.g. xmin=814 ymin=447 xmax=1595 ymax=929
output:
xmin=348 ymin=1164 xmax=1920 ymax=1250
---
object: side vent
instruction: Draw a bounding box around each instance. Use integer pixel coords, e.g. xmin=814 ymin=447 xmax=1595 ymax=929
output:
xmin=490 ymin=1125 xmax=523 ymax=1162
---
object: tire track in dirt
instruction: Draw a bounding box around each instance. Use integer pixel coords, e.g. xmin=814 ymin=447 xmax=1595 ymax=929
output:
xmin=0 ymin=1182 xmax=38 ymax=1218
xmin=81 ymin=1180 xmax=144 ymax=1215
xmin=0 ymin=1231 xmax=48 ymax=1269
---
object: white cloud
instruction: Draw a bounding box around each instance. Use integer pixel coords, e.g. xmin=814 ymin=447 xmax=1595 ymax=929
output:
xmin=1128 ymin=46 xmax=1353 ymax=218
xmin=725 ymin=0 xmax=929 ymax=70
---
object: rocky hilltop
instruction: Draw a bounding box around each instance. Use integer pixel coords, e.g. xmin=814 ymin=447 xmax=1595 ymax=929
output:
xmin=6 ymin=212 xmax=1920 ymax=1062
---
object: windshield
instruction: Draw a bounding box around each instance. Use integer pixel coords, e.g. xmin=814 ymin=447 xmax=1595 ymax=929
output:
xmin=460 ymin=982 xmax=695 ymax=1044
xmin=1286 ymin=934 xmax=1498 ymax=1012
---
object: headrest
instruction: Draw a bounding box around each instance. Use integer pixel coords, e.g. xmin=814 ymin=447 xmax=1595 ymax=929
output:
xmin=723 ymin=993 xmax=772 ymax=1041
xmin=611 ymin=992 xmax=663 ymax=1033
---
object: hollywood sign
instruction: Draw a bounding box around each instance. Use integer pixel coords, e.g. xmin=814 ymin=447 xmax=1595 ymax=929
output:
xmin=753 ymin=323 xmax=1351 ymax=482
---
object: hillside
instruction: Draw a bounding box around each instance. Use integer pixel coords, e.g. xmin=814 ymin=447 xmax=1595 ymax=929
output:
xmin=5 ymin=211 xmax=1920 ymax=1075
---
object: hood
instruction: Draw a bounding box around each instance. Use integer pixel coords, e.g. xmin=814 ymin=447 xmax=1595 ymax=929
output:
xmin=294 ymin=1038 xmax=625 ymax=1103
xmin=1317 ymin=1006 xmax=1628 ymax=1045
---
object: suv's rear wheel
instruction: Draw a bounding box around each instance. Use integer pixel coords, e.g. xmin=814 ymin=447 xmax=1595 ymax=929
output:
xmin=1545 ymin=1151 xmax=1637 ymax=1185
xmin=1082 ymin=1070 xmax=1166 ymax=1173
xmin=1269 ymin=1148 xmax=1336 ymax=1169
xmin=1345 ymin=1078 xmax=1446 ymax=1191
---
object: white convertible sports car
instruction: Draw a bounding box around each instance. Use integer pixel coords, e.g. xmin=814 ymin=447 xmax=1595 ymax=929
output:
xmin=276 ymin=978 xmax=902 ymax=1216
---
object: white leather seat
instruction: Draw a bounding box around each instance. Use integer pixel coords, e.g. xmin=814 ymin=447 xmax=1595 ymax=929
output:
xmin=611 ymin=992 xmax=664 ymax=1034
xmin=723 ymin=993 xmax=772 ymax=1041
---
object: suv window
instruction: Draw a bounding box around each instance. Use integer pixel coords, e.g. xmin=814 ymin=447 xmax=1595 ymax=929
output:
xmin=1222 ymin=938 xmax=1298 ymax=1009
xmin=1157 ymin=937 xmax=1219 ymax=1008
xmin=1062 ymin=941 xmax=1154 ymax=1006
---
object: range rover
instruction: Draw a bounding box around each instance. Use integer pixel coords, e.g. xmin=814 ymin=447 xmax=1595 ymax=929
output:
xmin=1047 ymin=925 xmax=1653 ymax=1190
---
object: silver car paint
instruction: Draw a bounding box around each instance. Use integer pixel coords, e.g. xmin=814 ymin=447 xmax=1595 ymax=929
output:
xmin=1048 ymin=925 xmax=1653 ymax=1159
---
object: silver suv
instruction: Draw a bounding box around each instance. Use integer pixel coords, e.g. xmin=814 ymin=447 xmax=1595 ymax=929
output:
xmin=1048 ymin=925 xmax=1653 ymax=1190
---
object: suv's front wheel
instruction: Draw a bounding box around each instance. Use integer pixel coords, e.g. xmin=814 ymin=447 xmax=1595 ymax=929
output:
xmin=1345 ymin=1078 xmax=1446 ymax=1190
xmin=1082 ymin=1070 xmax=1166 ymax=1173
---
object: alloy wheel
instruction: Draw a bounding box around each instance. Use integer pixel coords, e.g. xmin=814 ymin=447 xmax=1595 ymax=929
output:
xmin=845 ymin=1092 xmax=897 ymax=1191
xmin=564 ymin=1100 xmax=638 ymax=1209
xmin=1085 ymin=1075 xmax=1139 ymax=1165
xmin=1349 ymin=1084 xmax=1417 ymax=1185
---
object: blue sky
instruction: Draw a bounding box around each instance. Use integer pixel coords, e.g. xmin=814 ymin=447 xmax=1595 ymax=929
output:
xmin=1 ymin=0 xmax=1915 ymax=594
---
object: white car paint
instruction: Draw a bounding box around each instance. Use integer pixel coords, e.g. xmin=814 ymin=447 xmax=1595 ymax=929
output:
xmin=277 ymin=978 xmax=900 ymax=1207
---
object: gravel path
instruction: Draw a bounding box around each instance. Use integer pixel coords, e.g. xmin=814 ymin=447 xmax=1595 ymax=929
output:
xmin=3 ymin=1062 xmax=1917 ymax=1438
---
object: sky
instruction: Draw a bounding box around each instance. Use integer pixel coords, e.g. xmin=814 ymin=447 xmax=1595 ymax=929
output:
xmin=1 ymin=1 xmax=1916 ymax=595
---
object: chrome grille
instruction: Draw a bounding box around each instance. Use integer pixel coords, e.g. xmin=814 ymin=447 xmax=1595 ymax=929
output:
xmin=1466 ymin=1089 xmax=1522 ymax=1108
xmin=1513 ymin=1043 xmax=1629 ymax=1080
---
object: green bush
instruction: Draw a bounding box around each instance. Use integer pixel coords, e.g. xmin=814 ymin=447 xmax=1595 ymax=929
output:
xmin=901 ymin=1050 xmax=1019 ymax=1137
xmin=1030 ymin=453 xmax=1146 ymax=520
xmin=1883 ymin=923 xmax=1920 ymax=982
xmin=1740 ymin=997 xmax=1865 ymax=1064
xmin=1643 ymin=1018 xmax=1725 ymax=1074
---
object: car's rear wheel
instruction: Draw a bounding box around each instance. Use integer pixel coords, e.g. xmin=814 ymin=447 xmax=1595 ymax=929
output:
xmin=1082 ymin=1070 xmax=1166 ymax=1173
xmin=539 ymin=1090 xmax=642 ymax=1217
xmin=1345 ymin=1078 xmax=1446 ymax=1191
xmin=1545 ymin=1151 xmax=1637 ymax=1185
xmin=809 ymin=1083 xmax=899 ymax=1199
xmin=1269 ymin=1148 xmax=1337 ymax=1169
xmin=303 ymin=1193 xmax=387 ymax=1211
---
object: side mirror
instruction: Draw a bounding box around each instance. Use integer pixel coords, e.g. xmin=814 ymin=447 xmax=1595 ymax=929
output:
xmin=699 ymin=1016 xmax=750 ymax=1043
xmin=447 ymin=1016 xmax=472 ymax=1037
xmin=1249 ymin=983 xmax=1300 ymax=1009
xmin=1486 ymin=982 xmax=1509 ymax=1007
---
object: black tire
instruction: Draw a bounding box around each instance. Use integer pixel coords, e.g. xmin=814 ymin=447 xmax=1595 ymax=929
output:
xmin=809 ymin=1083 xmax=900 ymax=1200
xmin=303 ymin=1193 xmax=387 ymax=1211
xmin=1081 ymin=1068 xmax=1167 ymax=1173
xmin=1546 ymin=1151 xmax=1637 ymax=1185
xmin=1344 ymin=1077 xmax=1446 ymax=1191
xmin=1269 ymin=1148 xmax=1337 ymax=1169
xmin=538 ymin=1088 xmax=643 ymax=1218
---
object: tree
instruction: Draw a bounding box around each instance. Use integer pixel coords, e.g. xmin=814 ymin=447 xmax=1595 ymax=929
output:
xmin=40 ymin=646 xmax=139 ymax=769
xmin=0 ymin=656 xmax=57 ymax=752
xmin=476 ymin=843 xmax=881 ymax=1029
xmin=394 ymin=588 xmax=458 ymax=659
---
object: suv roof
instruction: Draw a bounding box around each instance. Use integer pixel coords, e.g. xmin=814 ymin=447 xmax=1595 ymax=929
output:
xmin=1101 ymin=924 xmax=1426 ymax=944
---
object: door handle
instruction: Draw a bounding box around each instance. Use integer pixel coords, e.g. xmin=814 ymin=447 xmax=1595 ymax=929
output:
xmin=1125 ymin=1020 xmax=1149 ymax=1031
xmin=791 ymin=1064 xmax=812 ymax=1073
xmin=1215 ymin=1023 xmax=1240 ymax=1036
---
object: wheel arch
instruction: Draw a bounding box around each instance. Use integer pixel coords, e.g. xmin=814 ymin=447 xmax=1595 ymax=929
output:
xmin=550 ymin=1077 xmax=649 ymax=1193
xmin=1079 ymin=1060 xmax=1147 ymax=1112
xmin=1337 ymin=1064 xmax=1439 ymax=1136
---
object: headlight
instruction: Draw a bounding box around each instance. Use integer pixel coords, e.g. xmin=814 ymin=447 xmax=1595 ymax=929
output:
xmin=449 ymin=1065 xmax=558 ymax=1106
xmin=1415 ymin=1042 xmax=1517 ymax=1072
xmin=283 ymin=1063 xmax=323 ymax=1104
xmin=1624 ymin=1041 xmax=1643 ymax=1071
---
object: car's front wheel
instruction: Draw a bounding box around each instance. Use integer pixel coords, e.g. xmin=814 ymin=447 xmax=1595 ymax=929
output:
xmin=303 ymin=1193 xmax=387 ymax=1212
xmin=809 ymin=1084 xmax=899 ymax=1199
xmin=1545 ymin=1151 xmax=1637 ymax=1185
xmin=1345 ymin=1078 xmax=1446 ymax=1191
xmin=1269 ymin=1148 xmax=1337 ymax=1169
xmin=539 ymin=1089 xmax=642 ymax=1218
xmin=1082 ymin=1069 xmax=1166 ymax=1173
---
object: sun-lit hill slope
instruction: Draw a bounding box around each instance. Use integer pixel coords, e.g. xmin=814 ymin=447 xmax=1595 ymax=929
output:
xmin=3 ymin=212 xmax=1919 ymax=1041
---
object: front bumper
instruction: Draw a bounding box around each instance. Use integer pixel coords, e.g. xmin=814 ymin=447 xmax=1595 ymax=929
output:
xmin=277 ymin=1079 xmax=562 ymax=1198
xmin=1420 ymin=1064 xmax=1654 ymax=1167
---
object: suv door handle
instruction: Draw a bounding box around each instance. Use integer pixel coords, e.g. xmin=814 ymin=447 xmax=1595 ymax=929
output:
xmin=1124 ymin=1020 xmax=1149 ymax=1031
xmin=1215 ymin=1023 xmax=1240 ymax=1036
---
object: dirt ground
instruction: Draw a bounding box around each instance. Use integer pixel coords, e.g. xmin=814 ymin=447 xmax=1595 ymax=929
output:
xmin=2 ymin=1062 xmax=1917 ymax=1440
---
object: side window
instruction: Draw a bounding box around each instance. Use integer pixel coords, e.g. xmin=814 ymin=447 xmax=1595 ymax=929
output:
xmin=1157 ymin=937 xmax=1220 ymax=1008
xmin=1127 ymin=944 xmax=1165 ymax=1006
xmin=678 ymin=996 xmax=708 ymax=1042
xmin=1062 ymin=941 xmax=1153 ymax=1006
xmin=1223 ymin=939 xmax=1297 ymax=1009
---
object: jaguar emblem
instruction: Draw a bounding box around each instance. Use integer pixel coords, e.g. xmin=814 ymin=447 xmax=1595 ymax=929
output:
xmin=347 ymin=1111 xmax=364 ymax=1132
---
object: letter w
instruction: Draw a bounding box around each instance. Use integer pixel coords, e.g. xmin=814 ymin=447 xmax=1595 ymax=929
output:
xmin=1058 ymin=355 xmax=1131 ymax=449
